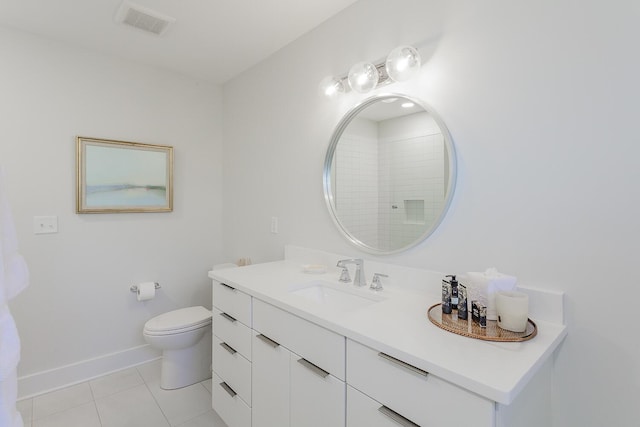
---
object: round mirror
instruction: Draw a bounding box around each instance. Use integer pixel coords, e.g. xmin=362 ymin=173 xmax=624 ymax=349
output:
xmin=323 ymin=94 xmax=456 ymax=254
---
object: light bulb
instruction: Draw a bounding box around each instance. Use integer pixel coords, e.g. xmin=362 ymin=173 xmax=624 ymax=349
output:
xmin=385 ymin=45 xmax=421 ymax=82
xmin=319 ymin=76 xmax=345 ymax=99
xmin=347 ymin=62 xmax=379 ymax=93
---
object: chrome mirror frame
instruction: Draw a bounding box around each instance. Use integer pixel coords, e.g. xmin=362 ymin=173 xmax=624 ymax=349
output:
xmin=323 ymin=93 xmax=457 ymax=254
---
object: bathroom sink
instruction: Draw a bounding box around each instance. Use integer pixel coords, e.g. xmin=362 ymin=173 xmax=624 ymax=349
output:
xmin=288 ymin=280 xmax=383 ymax=311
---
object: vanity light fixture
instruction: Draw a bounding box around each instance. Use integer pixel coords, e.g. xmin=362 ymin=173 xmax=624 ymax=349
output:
xmin=320 ymin=45 xmax=421 ymax=98
xmin=347 ymin=62 xmax=381 ymax=93
xmin=319 ymin=76 xmax=346 ymax=99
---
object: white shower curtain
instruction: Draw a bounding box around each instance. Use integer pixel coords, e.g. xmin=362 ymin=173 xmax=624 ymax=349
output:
xmin=0 ymin=166 xmax=29 ymax=427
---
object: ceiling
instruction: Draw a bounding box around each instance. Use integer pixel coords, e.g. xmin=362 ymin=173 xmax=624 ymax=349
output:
xmin=0 ymin=0 xmax=359 ymax=84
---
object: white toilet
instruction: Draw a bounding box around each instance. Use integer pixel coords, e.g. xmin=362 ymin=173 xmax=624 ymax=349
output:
xmin=143 ymin=306 xmax=212 ymax=390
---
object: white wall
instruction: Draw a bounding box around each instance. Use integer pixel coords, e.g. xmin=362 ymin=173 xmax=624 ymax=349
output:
xmin=0 ymin=26 xmax=224 ymax=395
xmin=222 ymin=0 xmax=640 ymax=425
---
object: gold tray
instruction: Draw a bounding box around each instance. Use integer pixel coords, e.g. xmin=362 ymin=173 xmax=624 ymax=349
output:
xmin=427 ymin=303 xmax=537 ymax=342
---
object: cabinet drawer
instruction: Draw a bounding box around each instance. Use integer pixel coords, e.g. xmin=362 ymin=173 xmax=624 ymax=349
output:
xmin=213 ymin=281 xmax=252 ymax=326
xmin=213 ymin=373 xmax=251 ymax=427
xmin=213 ymin=336 xmax=251 ymax=406
xmin=347 ymin=339 xmax=494 ymax=427
xmin=347 ymin=385 xmax=416 ymax=427
xmin=213 ymin=307 xmax=252 ymax=361
xmin=290 ymin=351 xmax=345 ymax=427
xmin=253 ymin=299 xmax=345 ymax=380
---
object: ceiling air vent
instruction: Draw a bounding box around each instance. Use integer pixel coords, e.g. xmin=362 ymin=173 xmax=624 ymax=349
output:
xmin=115 ymin=2 xmax=176 ymax=36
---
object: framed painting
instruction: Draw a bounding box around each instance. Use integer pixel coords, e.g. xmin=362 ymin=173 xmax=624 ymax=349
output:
xmin=76 ymin=136 xmax=173 ymax=213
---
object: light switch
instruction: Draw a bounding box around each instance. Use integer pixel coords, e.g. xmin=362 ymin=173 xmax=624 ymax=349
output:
xmin=271 ymin=216 xmax=278 ymax=234
xmin=33 ymin=216 xmax=58 ymax=234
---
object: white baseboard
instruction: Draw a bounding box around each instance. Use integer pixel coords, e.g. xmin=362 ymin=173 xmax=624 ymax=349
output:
xmin=17 ymin=344 xmax=161 ymax=400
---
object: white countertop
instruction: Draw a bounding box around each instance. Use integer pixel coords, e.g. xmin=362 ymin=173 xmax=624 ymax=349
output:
xmin=208 ymin=259 xmax=567 ymax=405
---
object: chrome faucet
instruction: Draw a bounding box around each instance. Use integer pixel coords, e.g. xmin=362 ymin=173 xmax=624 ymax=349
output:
xmin=336 ymin=258 xmax=366 ymax=287
xmin=370 ymin=273 xmax=388 ymax=291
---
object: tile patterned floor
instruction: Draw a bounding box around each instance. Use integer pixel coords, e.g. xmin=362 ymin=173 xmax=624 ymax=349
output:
xmin=17 ymin=359 xmax=228 ymax=427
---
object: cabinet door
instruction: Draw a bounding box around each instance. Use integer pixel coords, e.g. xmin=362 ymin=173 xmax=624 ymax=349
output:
xmin=252 ymin=331 xmax=290 ymax=427
xmin=290 ymin=351 xmax=345 ymax=427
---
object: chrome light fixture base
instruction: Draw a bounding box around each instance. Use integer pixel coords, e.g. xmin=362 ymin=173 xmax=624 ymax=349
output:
xmin=320 ymin=45 xmax=421 ymax=98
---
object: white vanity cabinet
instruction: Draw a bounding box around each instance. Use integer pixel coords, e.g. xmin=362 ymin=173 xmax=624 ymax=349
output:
xmin=252 ymin=299 xmax=346 ymax=427
xmin=210 ymin=262 xmax=564 ymax=427
xmin=346 ymin=339 xmax=495 ymax=427
xmin=212 ymin=281 xmax=253 ymax=427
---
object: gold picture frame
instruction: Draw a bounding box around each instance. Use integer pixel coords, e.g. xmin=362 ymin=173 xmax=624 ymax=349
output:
xmin=76 ymin=136 xmax=173 ymax=213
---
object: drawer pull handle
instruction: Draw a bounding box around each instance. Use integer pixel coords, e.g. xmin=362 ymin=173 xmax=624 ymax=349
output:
xmin=220 ymin=282 xmax=236 ymax=291
xmin=220 ymin=342 xmax=237 ymax=355
xmin=297 ymin=358 xmax=329 ymax=379
xmin=378 ymin=405 xmax=421 ymax=427
xmin=378 ymin=352 xmax=429 ymax=377
xmin=256 ymin=333 xmax=280 ymax=348
xmin=220 ymin=312 xmax=237 ymax=323
xmin=219 ymin=381 xmax=237 ymax=398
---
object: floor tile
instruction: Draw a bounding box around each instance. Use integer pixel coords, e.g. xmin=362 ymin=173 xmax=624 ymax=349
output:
xmin=136 ymin=359 xmax=162 ymax=384
xmin=24 ymin=359 xmax=217 ymax=427
xmin=95 ymin=384 xmax=169 ymax=427
xmin=32 ymin=402 xmax=101 ymax=427
xmin=90 ymin=368 xmax=144 ymax=399
xmin=147 ymin=380 xmax=212 ymax=426
xmin=176 ymin=410 xmax=228 ymax=427
xmin=32 ymin=383 xmax=93 ymax=420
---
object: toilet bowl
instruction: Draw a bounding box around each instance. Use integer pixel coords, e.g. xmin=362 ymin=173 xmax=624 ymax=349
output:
xmin=143 ymin=306 xmax=212 ymax=390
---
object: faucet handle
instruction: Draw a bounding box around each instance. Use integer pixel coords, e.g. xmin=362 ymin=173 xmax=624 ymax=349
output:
xmin=370 ymin=273 xmax=388 ymax=291
xmin=339 ymin=267 xmax=351 ymax=283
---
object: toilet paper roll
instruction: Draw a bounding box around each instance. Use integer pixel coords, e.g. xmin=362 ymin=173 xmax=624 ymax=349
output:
xmin=137 ymin=282 xmax=156 ymax=301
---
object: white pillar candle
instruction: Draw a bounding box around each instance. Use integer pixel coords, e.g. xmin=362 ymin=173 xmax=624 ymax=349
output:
xmin=495 ymin=291 xmax=529 ymax=332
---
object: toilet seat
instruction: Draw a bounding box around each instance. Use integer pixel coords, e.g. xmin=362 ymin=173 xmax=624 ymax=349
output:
xmin=144 ymin=306 xmax=212 ymax=336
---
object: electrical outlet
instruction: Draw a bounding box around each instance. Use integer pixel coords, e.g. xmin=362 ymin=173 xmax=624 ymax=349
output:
xmin=33 ymin=216 xmax=58 ymax=234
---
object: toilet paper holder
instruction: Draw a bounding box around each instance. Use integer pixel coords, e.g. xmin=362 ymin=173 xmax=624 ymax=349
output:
xmin=130 ymin=282 xmax=161 ymax=293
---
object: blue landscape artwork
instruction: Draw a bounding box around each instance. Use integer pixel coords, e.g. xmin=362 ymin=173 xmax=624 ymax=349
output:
xmin=84 ymin=142 xmax=169 ymax=209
